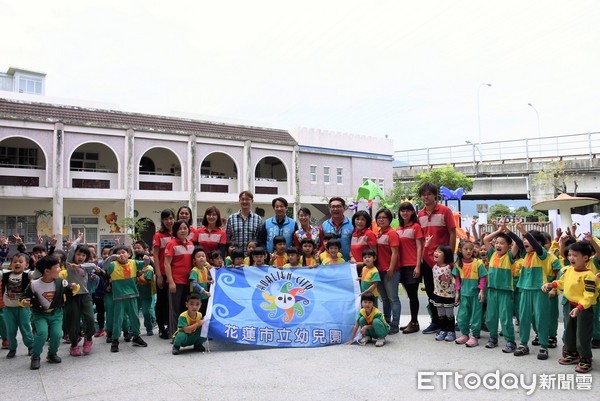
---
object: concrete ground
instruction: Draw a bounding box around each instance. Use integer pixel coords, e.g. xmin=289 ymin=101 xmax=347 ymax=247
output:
xmin=1 ymin=297 xmax=598 ymax=401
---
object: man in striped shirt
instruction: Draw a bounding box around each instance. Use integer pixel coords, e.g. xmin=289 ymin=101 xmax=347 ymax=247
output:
xmin=225 ymin=191 xmax=262 ymax=256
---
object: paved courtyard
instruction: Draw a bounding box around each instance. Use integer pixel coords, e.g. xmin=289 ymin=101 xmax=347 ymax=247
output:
xmin=1 ymin=303 xmax=598 ymax=401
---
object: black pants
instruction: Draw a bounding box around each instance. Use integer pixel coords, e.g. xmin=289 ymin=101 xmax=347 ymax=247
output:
xmin=421 ymin=261 xmax=441 ymax=325
xmin=93 ymin=295 xmax=105 ymax=329
xmin=155 ymin=275 xmax=170 ymax=334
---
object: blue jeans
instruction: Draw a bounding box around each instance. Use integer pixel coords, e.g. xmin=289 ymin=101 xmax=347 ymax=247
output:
xmin=377 ymin=270 xmax=401 ymax=329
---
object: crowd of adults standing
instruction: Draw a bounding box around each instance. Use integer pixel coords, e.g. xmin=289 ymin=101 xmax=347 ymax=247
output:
xmin=151 ymin=183 xmax=455 ymax=339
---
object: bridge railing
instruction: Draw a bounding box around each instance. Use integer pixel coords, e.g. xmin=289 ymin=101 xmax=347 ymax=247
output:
xmin=395 ymin=132 xmax=600 ymax=168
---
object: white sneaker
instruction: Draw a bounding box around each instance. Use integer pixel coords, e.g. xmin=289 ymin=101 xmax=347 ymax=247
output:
xmin=358 ymin=336 xmax=371 ymax=346
xmin=375 ymin=337 xmax=386 ymax=347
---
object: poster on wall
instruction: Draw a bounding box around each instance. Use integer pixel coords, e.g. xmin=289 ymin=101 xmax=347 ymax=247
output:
xmin=592 ymin=222 xmax=600 ymax=238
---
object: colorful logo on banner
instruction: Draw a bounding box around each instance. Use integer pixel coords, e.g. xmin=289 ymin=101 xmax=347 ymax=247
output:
xmin=203 ymin=264 xmax=360 ymax=347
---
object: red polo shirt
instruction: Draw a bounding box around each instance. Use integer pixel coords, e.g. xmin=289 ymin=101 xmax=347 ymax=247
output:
xmin=376 ymin=227 xmax=400 ymax=272
xmin=196 ymin=226 xmax=226 ymax=254
xmin=418 ymin=203 xmax=456 ymax=267
xmin=397 ymin=222 xmax=424 ymax=267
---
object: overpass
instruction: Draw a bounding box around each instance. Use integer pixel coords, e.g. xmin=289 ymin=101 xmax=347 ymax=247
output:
xmin=393 ymin=132 xmax=600 ymax=204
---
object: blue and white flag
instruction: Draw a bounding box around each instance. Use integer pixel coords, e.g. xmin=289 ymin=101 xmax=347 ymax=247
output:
xmin=202 ymin=263 xmax=360 ymax=347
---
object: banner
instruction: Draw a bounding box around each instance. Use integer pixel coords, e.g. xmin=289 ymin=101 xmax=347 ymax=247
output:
xmin=202 ymin=263 xmax=360 ymax=347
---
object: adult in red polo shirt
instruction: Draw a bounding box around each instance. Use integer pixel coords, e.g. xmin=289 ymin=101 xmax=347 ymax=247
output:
xmin=197 ymin=206 xmax=227 ymax=255
xmin=417 ymin=182 xmax=456 ymax=334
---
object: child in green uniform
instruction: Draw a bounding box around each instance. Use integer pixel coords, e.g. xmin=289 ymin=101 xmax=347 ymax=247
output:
xmin=346 ymin=291 xmax=390 ymax=347
xmin=104 ymin=245 xmax=150 ymax=352
xmin=514 ymin=222 xmax=552 ymax=360
xmin=359 ymin=249 xmax=380 ymax=307
xmin=453 ymin=240 xmax=487 ymax=347
xmin=483 ymin=219 xmax=519 ymax=353
xmin=20 ymin=255 xmax=79 ymax=370
xmin=189 ymin=247 xmax=212 ymax=317
xmin=172 ymin=293 xmax=206 ymax=354
xmin=134 ymin=240 xmax=155 ymax=336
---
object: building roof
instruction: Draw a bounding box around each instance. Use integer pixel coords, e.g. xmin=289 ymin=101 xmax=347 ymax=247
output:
xmin=0 ymin=97 xmax=295 ymax=144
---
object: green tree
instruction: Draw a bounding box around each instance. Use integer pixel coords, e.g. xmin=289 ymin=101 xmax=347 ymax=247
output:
xmin=489 ymin=204 xmax=511 ymax=220
xmin=389 ymin=165 xmax=474 ymax=209
xmin=532 ymin=160 xmax=579 ymax=197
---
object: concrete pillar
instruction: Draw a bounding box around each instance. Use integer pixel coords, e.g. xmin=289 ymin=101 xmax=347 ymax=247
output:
xmin=189 ymin=134 xmax=197 ymax=221
xmin=244 ymin=140 xmax=252 ymax=191
xmin=124 ymin=129 xmax=135 ymax=244
xmin=292 ymin=144 xmax=300 ymax=216
xmin=52 ymin=123 xmax=64 ymax=243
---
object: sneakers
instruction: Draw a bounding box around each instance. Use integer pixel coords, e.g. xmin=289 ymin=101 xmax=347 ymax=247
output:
xmin=2 ymin=339 xmax=8 ymax=349
xmin=111 ymin=340 xmax=119 ymax=353
xmin=123 ymin=332 xmax=133 ymax=342
xmin=502 ymin=341 xmax=517 ymax=353
xmin=69 ymin=346 xmax=81 ymax=357
xmin=514 ymin=344 xmax=530 ymax=356
xmin=375 ymin=337 xmax=386 ymax=347
xmin=194 ymin=343 xmax=206 ymax=352
xmin=466 ymin=336 xmax=479 ymax=348
xmin=159 ymin=330 xmax=170 ymax=340
xmin=83 ymin=339 xmax=93 ymax=355
xmin=46 ymin=353 xmax=62 ymax=364
xmin=591 ymin=339 xmax=600 ymax=349
xmin=106 ymin=336 xmax=113 ymax=343
xmin=435 ymin=331 xmax=447 ymax=341
xmin=532 ymin=336 xmax=540 ymax=346
xmin=172 ymin=346 xmax=180 ymax=355
xmin=455 ymin=334 xmax=470 ymax=345
xmin=575 ymin=358 xmax=592 ymax=373
xmin=485 ymin=338 xmax=498 ymax=349
xmin=423 ymin=322 xmax=441 ymax=334
xmin=62 ymin=334 xmax=70 ymax=343
xmin=30 ymin=357 xmax=41 ymax=370
xmin=132 ymin=336 xmax=148 ymax=347
xmin=559 ymin=353 xmax=580 ymax=365
xmin=445 ymin=332 xmax=456 ymax=342
xmin=548 ymin=336 xmax=557 ymax=349
xmin=146 ymin=329 xmax=154 ymax=336
xmin=402 ymin=321 xmax=420 ymax=334
xmin=6 ymin=349 xmax=16 ymax=359
xmin=94 ymin=328 xmax=106 ymax=337
xmin=358 ymin=336 xmax=371 ymax=346
xmin=537 ymin=348 xmax=549 ymax=360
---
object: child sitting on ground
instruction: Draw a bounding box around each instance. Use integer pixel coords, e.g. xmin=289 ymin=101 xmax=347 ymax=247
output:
xmin=346 ymin=291 xmax=389 ymax=347
xmin=172 ymin=293 xmax=206 ymax=355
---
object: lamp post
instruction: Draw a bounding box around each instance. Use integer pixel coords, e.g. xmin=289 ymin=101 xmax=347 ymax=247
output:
xmin=465 ymin=140 xmax=482 ymax=174
xmin=528 ymin=103 xmax=541 ymax=155
xmin=477 ymin=83 xmax=492 ymax=147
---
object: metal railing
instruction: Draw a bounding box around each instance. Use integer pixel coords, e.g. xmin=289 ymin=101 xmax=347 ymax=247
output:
xmin=395 ymin=132 xmax=600 ymax=169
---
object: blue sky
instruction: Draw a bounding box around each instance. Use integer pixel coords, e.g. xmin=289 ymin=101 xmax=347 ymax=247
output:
xmin=1 ymin=1 xmax=598 ymax=152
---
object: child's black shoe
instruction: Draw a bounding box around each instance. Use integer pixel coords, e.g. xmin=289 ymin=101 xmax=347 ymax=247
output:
xmin=123 ymin=332 xmax=133 ymax=342
xmin=194 ymin=344 xmax=205 ymax=352
xmin=132 ymin=336 xmax=147 ymax=347
xmin=46 ymin=353 xmax=62 ymax=364
xmin=532 ymin=336 xmax=540 ymax=346
xmin=30 ymin=357 xmax=41 ymax=370
xmin=172 ymin=346 xmax=180 ymax=355
xmin=111 ymin=340 xmax=119 ymax=353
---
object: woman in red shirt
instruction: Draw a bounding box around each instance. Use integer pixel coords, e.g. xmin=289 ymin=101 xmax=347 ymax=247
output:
xmin=350 ymin=210 xmax=377 ymax=276
xmin=197 ymin=206 xmax=227 ymax=255
xmin=163 ymin=219 xmax=195 ymax=336
xmin=375 ymin=208 xmax=401 ymax=336
xmin=396 ymin=202 xmax=424 ymax=334
xmin=177 ymin=206 xmax=197 ymax=243
xmin=152 ymin=209 xmax=174 ymax=339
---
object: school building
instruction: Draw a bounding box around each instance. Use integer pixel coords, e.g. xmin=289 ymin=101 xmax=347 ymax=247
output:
xmin=0 ymin=85 xmax=393 ymax=249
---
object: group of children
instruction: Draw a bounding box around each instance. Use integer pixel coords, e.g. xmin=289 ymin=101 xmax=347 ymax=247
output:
xmin=2 ymin=217 xmax=600 ymax=373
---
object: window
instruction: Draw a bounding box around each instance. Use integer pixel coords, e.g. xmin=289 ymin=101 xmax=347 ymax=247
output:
xmin=70 ymin=216 xmax=99 ymax=246
xmin=336 ymin=168 xmax=343 ymax=184
xmin=70 ymin=152 xmax=99 ymax=171
xmin=0 ymin=146 xmax=38 ymax=167
xmin=323 ymin=166 xmax=330 ymax=184
xmin=18 ymin=76 xmax=43 ymax=95
xmin=0 ymin=215 xmax=37 ymax=243
xmin=310 ymin=165 xmax=317 ymax=183
xmin=378 ymin=179 xmax=385 ymax=192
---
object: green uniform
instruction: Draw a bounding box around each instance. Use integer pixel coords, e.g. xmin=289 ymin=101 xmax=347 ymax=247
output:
xmin=107 ymin=259 xmax=147 ymax=339
xmin=485 ymin=248 xmax=516 ymax=342
xmin=137 ymin=265 xmax=154 ymax=332
xmin=546 ymin=254 xmax=562 ymax=338
xmin=173 ymin=310 xmax=206 ymax=348
xmin=453 ymin=258 xmax=487 ymax=337
xmin=517 ymin=246 xmax=550 ymax=348
xmin=360 ymin=266 xmax=380 ymax=307
xmin=357 ymin=306 xmax=389 ymax=339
